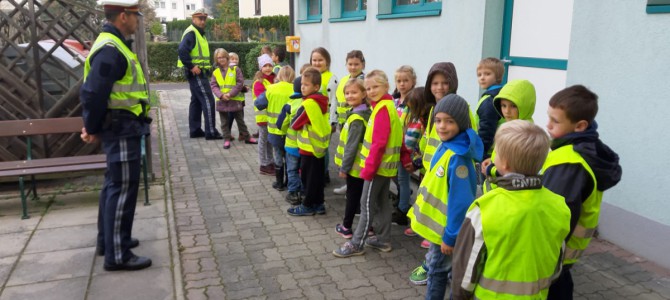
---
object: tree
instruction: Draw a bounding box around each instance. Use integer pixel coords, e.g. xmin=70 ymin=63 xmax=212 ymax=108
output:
xmin=138 ymin=0 xmax=158 ymax=30
xmin=214 ymin=0 xmax=238 ymax=22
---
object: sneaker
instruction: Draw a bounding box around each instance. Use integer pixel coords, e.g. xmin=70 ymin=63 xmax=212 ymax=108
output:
xmin=332 ymin=241 xmax=365 ymax=258
xmin=404 ymin=228 xmax=417 ymax=237
xmin=245 ymin=137 xmax=258 ymax=144
xmin=364 ymin=236 xmax=392 ymax=252
xmin=392 ymin=208 xmax=409 ymax=226
xmin=223 ymin=140 xmax=231 ymax=149
xmin=287 ymin=204 xmax=315 ymax=216
xmin=228 ymin=136 xmax=235 ymax=141
xmin=272 ymin=182 xmax=286 ymax=191
xmin=333 ymin=184 xmax=347 ymax=195
xmin=409 ymin=265 xmax=428 ymax=285
xmin=315 ymin=203 xmax=326 ymax=215
xmin=420 ymin=239 xmax=431 ymax=249
xmin=260 ymin=165 xmax=275 ymax=176
xmin=335 ymin=224 xmax=353 ymax=239
xmin=285 ymin=192 xmax=301 ymax=205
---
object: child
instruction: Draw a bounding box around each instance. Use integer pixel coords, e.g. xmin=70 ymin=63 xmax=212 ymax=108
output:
xmin=271 ymin=46 xmax=288 ymax=75
xmin=229 ymin=52 xmax=240 ymax=66
xmin=287 ymin=67 xmax=330 ymax=216
xmin=278 ymin=76 xmax=305 ymax=205
xmin=474 ymin=57 xmax=505 ymax=159
xmin=332 ymin=70 xmax=402 ymax=257
xmin=333 ymin=50 xmax=366 ymax=195
xmin=253 ymin=54 xmax=276 ymax=176
xmin=391 ymin=65 xmax=417 ymax=226
xmin=310 ymin=47 xmax=338 ymax=185
xmin=480 ymin=79 xmax=536 ymax=192
xmin=406 ymin=94 xmax=483 ymax=299
xmin=260 ymin=45 xmax=272 ymax=56
xmin=255 ymin=66 xmax=295 ymax=191
xmin=451 ymin=120 xmax=571 ymax=300
xmin=542 ymin=85 xmax=622 ymax=300
xmin=223 ymin=52 xmax=249 ymax=140
xmin=333 ymin=78 xmax=371 ymax=238
xmin=210 ymin=48 xmax=257 ymax=148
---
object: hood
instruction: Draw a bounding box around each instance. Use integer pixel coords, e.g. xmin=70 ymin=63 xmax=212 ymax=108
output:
xmin=494 ymin=79 xmax=536 ymax=121
xmin=304 ymin=93 xmax=329 ymax=113
xmin=551 ymin=122 xmax=622 ymax=191
xmin=493 ymin=173 xmax=543 ymax=191
xmin=347 ymin=104 xmax=372 ymax=122
xmin=443 ymin=128 xmax=484 ymax=162
xmin=424 ymin=62 xmax=458 ymax=104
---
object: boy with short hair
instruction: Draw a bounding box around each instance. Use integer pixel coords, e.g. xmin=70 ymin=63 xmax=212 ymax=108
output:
xmin=272 ymin=46 xmax=287 ymax=75
xmin=543 ymin=85 xmax=622 ymax=300
xmin=474 ymin=57 xmax=505 ymax=159
xmin=288 ymin=67 xmax=330 ymax=216
xmin=406 ymin=94 xmax=483 ymax=299
xmin=451 ymin=120 xmax=571 ymax=300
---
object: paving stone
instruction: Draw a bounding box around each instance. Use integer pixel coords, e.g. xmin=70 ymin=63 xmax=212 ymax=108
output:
xmin=7 ymin=247 xmax=93 ymax=286
xmin=88 ymin=267 xmax=173 ymax=300
xmin=0 ymin=277 xmax=87 ymax=300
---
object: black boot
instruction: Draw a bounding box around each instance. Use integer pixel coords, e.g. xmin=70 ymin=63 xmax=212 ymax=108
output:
xmin=272 ymin=165 xmax=286 ymax=191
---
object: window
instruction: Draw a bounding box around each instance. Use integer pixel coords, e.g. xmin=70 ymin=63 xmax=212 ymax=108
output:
xmin=172 ymin=2 xmax=176 ymax=9
xmin=185 ymin=4 xmax=190 ymax=10
xmin=647 ymin=0 xmax=670 ymax=13
xmin=160 ymin=1 xmax=165 ymax=8
xmin=254 ymin=0 xmax=261 ymax=15
xmin=161 ymin=17 xmax=167 ymax=22
xmin=377 ymin=0 xmax=442 ymax=19
xmin=343 ymin=0 xmax=366 ymax=17
xmin=297 ymin=0 xmax=322 ymax=24
xmin=154 ymin=1 xmax=159 ymax=7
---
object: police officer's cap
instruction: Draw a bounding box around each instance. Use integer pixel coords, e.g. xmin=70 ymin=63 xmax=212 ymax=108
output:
xmin=101 ymin=0 xmax=143 ymax=16
xmin=192 ymin=8 xmax=208 ymax=17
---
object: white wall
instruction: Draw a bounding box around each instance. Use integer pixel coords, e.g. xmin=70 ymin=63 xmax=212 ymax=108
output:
xmin=240 ymin=0 xmax=289 ymax=18
xmin=293 ymin=0 xmax=495 ymax=107
xmin=568 ymin=0 xmax=670 ymax=268
xmin=151 ymin=0 xmax=204 ymax=22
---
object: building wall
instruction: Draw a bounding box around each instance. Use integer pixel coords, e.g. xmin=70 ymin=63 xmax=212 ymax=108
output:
xmin=240 ymin=0 xmax=289 ymax=18
xmin=568 ymin=0 xmax=670 ymax=268
xmin=152 ymin=0 xmax=204 ymax=22
xmin=292 ymin=1 xmax=504 ymax=106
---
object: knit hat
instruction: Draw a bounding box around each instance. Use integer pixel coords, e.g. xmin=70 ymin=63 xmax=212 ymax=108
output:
xmin=289 ymin=76 xmax=303 ymax=99
xmin=258 ymin=54 xmax=273 ymax=70
xmin=434 ymin=94 xmax=471 ymax=132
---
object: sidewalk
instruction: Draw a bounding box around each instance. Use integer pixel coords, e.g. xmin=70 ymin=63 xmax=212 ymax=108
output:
xmin=0 ymin=86 xmax=668 ymax=299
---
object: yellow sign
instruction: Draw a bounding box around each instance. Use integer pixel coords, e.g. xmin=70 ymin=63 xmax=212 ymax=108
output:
xmin=286 ymin=36 xmax=300 ymax=53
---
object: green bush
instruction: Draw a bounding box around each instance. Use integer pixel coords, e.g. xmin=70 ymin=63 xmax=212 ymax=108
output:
xmin=146 ymin=42 xmax=283 ymax=82
xmin=165 ymin=15 xmax=289 ymax=42
xmin=239 ymin=15 xmax=289 ymax=32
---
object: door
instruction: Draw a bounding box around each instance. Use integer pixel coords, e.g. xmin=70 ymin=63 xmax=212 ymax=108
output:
xmin=501 ymin=0 xmax=574 ymax=128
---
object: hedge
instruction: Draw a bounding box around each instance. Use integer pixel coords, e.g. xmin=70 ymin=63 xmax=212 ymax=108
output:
xmin=146 ymin=42 xmax=283 ymax=82
xmin=165 ymin=15 xmax=289 ymax=42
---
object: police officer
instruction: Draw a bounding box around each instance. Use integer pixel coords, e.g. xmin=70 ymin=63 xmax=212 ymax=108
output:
xmin=80 ymin=0 xmax=152 ymax=271
xmin=178 ymin=8 xmax=222 ymax=140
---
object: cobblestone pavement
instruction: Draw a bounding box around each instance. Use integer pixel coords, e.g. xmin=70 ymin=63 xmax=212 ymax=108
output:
xmin=158 ymin=88 xmax=670 ymax=299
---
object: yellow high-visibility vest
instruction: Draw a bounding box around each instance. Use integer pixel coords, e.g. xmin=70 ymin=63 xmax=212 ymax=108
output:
xmin=358 ymin=100 xmax=402 ymax=177
xmin=334 ymin=113 xmax=366 ymax=178
xmin=177 ymin=25 xmax=210 ymax=70
xmin=213 ymin=67 xmax=244 ymax=101
xmin=296 ymin=99 xmax=330 ymax=158
xmin=265 ymin=81 xmax=293 ymax=135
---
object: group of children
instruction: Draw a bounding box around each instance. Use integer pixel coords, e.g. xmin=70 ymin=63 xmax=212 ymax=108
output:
xmin=208 ymin=46 xmax=622 ymax=299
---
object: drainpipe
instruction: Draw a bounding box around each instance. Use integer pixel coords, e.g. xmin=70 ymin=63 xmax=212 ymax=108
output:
xmin=289 ymin=0 xmax=295 ymax=70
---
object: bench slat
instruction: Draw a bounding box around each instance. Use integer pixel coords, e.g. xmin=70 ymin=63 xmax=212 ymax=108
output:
xmin=0 ymin=155 xmax=107 ymax=171
xmin=0 ymin=117 xmax=84 ymax=137
xmin=0 ymin=162 xmax=107 ymax=177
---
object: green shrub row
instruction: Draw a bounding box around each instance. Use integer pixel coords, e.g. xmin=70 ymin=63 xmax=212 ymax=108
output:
xmin=165 ymin=15 xmax=289 ymax=38
xmin=146 ymin=41 xmax=283 ymax=82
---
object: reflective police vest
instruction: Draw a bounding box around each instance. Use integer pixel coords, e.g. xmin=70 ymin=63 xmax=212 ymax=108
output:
xmin=296 ymin=99 xmax=330 ymax=158
xmin=265 ymin=81 xmax=293 ymax=135
xmin=472 ymin=186 xmax=570 ymax=299
xmin=84 ymin=32 xmax=148 ymax=117
xmin=177 ymin=25 xmax=210 ymax=70
xmin=334 ymin=113 xmax=366 ymax=178
xmin=334 ymin=74 xmax=352 ymax=125
xmin=253 ymin=79 xmax=271 ymax=124
xmin=421 ymin=106 xmax=478 ymax=171
xmin=541 ymin=144 xmax=601 ymax=265
xmin=320 ymin=71 xmax=333 ymax=97
xmin=358 ymin=100 xmax=402 ymax=177
xmin=407 ymin=148 xmax=455 ymax=245
xmin=213 ymin=67 xmax=244 ymax=102
xmin=282 ymin=99 xmax=303 ymax=150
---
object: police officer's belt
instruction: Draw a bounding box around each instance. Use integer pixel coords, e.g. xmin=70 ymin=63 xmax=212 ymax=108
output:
xmin=110 ymin=109 xmax=152 ymax=124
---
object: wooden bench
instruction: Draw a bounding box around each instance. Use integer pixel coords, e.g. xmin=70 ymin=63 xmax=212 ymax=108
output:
xmin=0 ymin=117 xmax=150 ymax=219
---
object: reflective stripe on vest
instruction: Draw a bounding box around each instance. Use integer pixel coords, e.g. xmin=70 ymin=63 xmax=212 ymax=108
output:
xmin=358 ymin=100 xmax=403 ymax=177
xmin=541 ymin=144 xmax=601 ymax=265
xmin=334 ymin=74 xmax=351 ymax=125
xmin=473 ymin=187 xmax=570 ymax=299
xmin=320 ymin=71 xmax=333 ymax=97
xmin=422 ymin=105 xmax=478 ymax=170
xmin=254 ymin=79 xmax=271 ymax=124
xmin=84 ymin=32 xmax=148 ymax=117
xmin=177 ymin=25 xmax=210 ymax=69
xmin=283 ymin=99 xmax=302 ymax=149
xmin=334 ymin=113 xmax=366 ymax=178
xmin=407 ymin=149 xmax=454 ymax=245
xmin=213 ymin=67 xmax=244 ymax=101
xmin=266 ymin=81 xmax=293 ymax=135
xmin=297 ymin=99 xmax=330 ymax=158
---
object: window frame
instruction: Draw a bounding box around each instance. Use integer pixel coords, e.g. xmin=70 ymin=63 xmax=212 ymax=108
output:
xmin=342 ymin=0 xmax=366 ymax=18
xmin=377 ymin=0 xmax=442 ymax=20
xmin=254 ymin=0 xmax=261 ymax=16
xmin=647 ymin=0 xmax=670 ymax=14
xmin=298 ymin=0 xmax=322 ymax=24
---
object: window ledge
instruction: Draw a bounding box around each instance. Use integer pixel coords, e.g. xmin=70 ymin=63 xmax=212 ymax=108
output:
xmin=297 ymin=18 xmax=322 ymax=24
xmin=647 ymin=5 xmax=670 ymax=13
xmin=376 ymin=9 xmax=441 ymax=20
xmin=329 ymin=16 xmax=366 ymax=23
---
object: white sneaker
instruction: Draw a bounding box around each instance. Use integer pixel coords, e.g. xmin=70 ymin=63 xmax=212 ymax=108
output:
xmin=333 ymin=184 xmax=347 ymax=195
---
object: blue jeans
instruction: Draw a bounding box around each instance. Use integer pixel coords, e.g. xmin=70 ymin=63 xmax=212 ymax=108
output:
xmin=286 ymin=153 xmax=302 ymax=193
xmin=397 ymin=165 xmax=411 ymax=212
xmin=425 ymin=243 xmax=452 ymax=300
xmin=273 ymin=145 xmax=285 ymax=168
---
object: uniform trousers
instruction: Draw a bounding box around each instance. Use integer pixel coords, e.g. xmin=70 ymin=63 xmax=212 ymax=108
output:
xmin=187 ymin=73 xmax=217 ymax=136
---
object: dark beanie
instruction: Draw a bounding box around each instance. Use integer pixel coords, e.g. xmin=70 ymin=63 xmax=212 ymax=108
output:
xmin=434 ymin=94 xmax=471 ymax=132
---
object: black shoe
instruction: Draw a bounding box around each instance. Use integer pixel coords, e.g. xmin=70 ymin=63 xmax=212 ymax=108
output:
xmin=190 ymin=130 xmax=206 ymax=138
xmin=324 ymin=173 xmax=331 ymax=186
xmin=273 ymin=166 xmax=286 ymax=191
xmin=96 ymin=238 xmax=140 ymax=256
xmin=104 ymin=255 xmax=152 ymax=271
xmin=205 ymin=133 xmax=224 ymax=140
xmin=391 ymin=208 xmax=409 ymax=226
xmin=285 ymin=192 xmax=301 ymax=205
xmin=272 ymin=182 xmax=287 ymax=191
